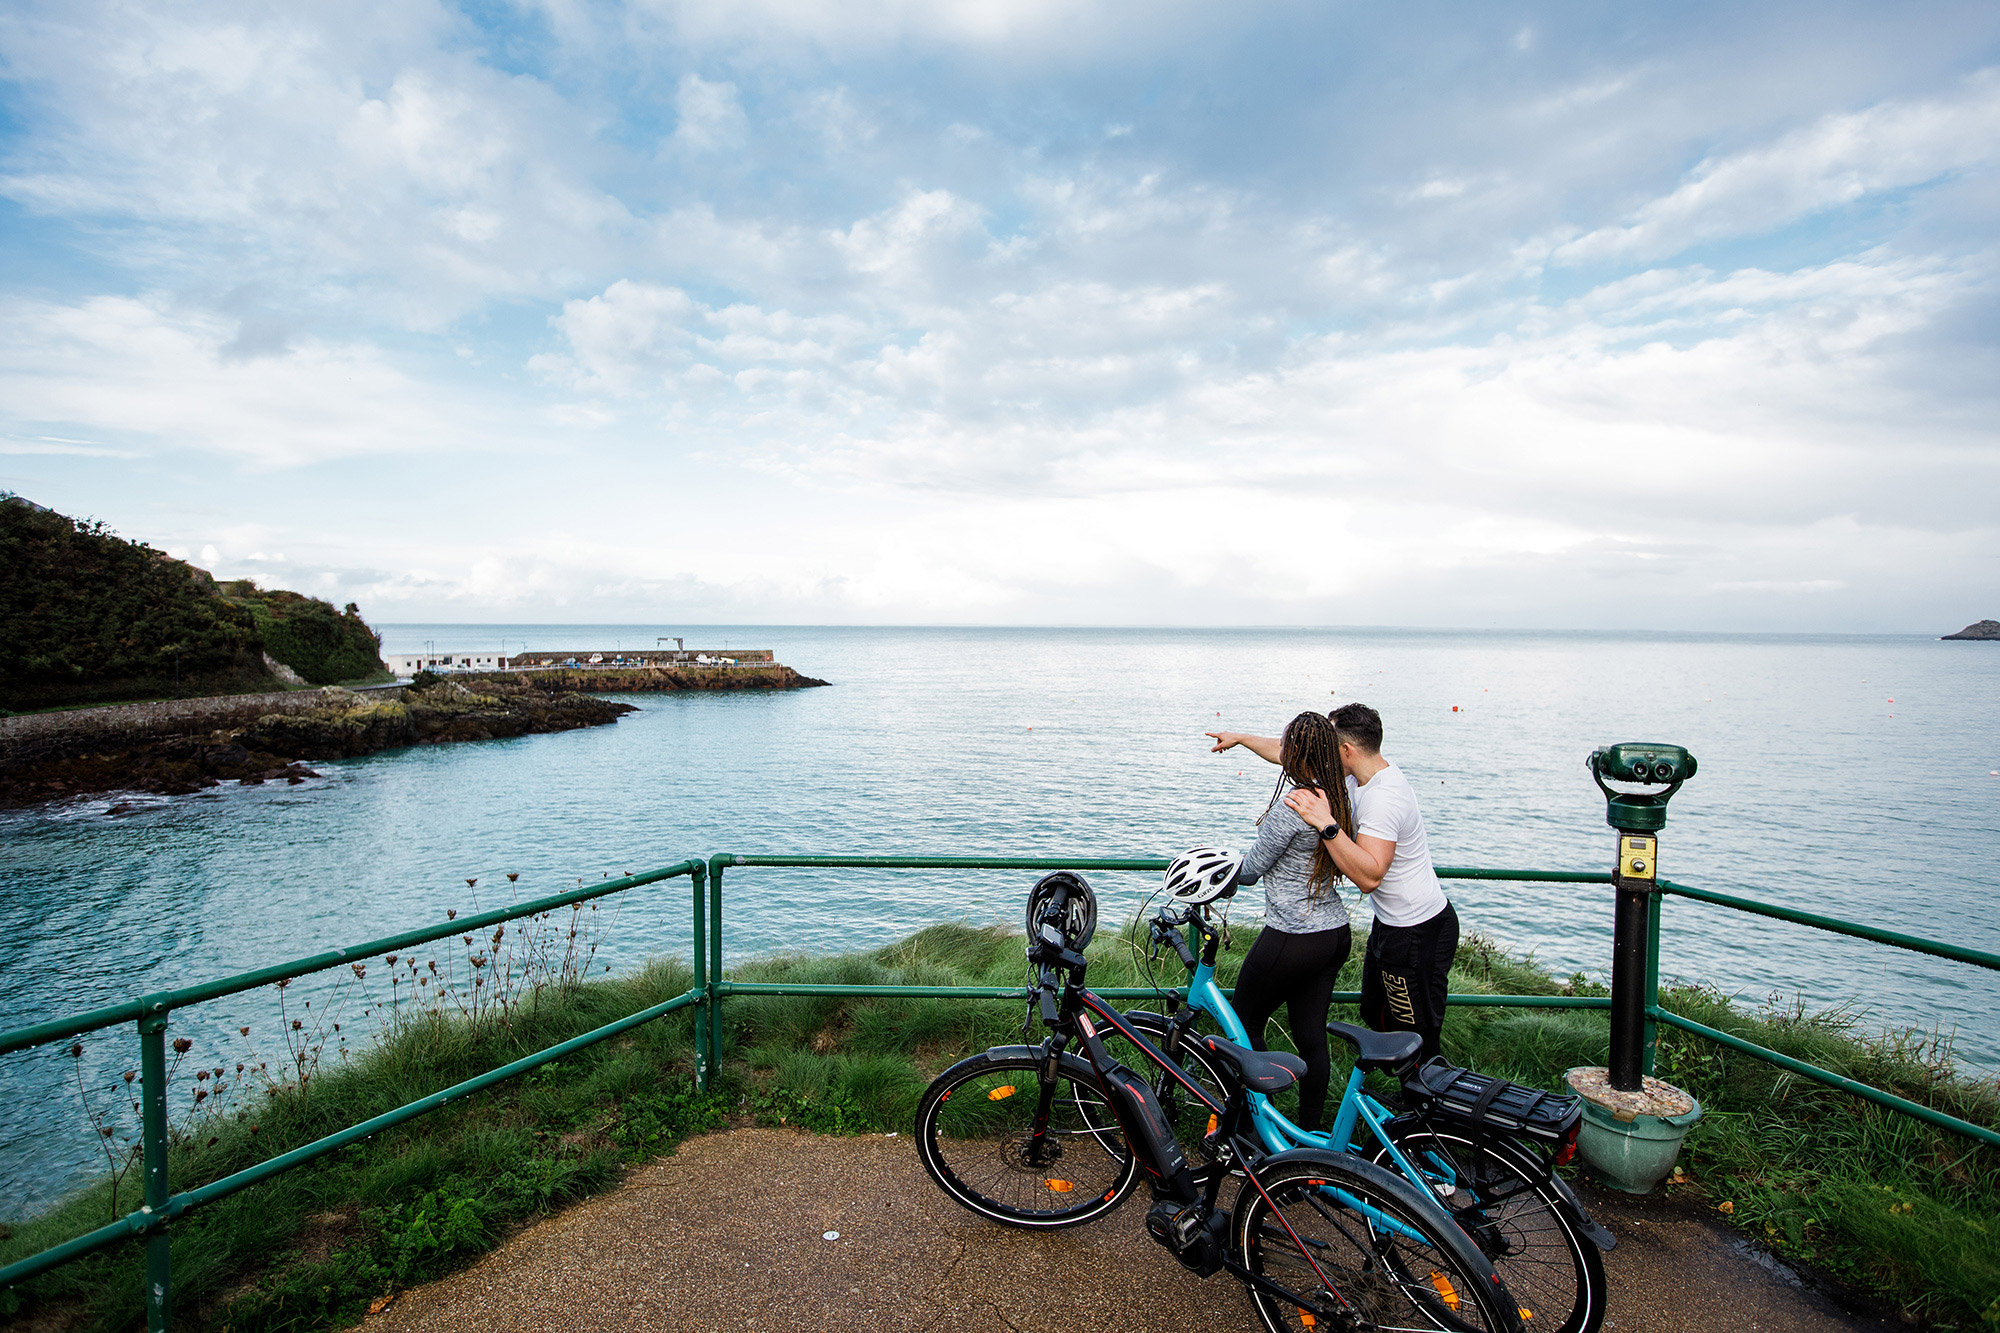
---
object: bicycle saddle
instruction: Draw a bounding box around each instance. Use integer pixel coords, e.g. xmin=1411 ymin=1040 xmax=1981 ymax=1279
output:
xmin=1199 ymin=1036 xmax=1306 ymax=1093
xmin=1326 ymin=1021 xmax=1422 ymax=1072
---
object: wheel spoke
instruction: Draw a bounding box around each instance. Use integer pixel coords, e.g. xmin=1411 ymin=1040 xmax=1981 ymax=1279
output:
xmin=918 ymin=1057 xmax=1137 ymax=1228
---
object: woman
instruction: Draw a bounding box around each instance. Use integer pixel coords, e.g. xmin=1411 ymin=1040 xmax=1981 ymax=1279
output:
xmin=1230 ymin=710 xmax=1357 ymax=1130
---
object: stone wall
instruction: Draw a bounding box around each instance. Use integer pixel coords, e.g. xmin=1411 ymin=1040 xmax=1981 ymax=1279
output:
xmin=0 ymin=686 xmax=405 ymax=768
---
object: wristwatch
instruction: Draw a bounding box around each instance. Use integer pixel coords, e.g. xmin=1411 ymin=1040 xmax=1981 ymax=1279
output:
xmin=1318 ymin=824 xmax=1339 ymax=841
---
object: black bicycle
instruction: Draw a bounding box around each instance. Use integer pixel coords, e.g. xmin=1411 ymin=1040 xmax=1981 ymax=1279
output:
xmin=916 ymin=871 xmax=1528 ymax=1333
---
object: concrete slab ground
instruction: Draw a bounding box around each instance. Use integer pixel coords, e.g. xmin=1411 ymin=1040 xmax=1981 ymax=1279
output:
xmin=363 ymin=1128 xmax=1896 ymax=1333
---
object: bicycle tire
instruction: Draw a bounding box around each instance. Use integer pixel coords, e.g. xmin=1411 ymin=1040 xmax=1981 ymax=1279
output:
xmin=1232 ymin=1151 xmax=1527 ymax=1333
xmin=1372 ymin=1130 xmax=1606 ymax=1333
xmin=915 ymin=1049 xmax=1140 ymax=1228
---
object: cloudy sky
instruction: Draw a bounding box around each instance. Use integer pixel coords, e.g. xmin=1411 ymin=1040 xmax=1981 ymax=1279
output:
xmin=1 ymin=2 xmax=1995 ymax=629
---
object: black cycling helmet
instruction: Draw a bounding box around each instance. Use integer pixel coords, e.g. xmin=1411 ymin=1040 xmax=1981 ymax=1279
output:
xmin=1025 ymin=870 xmax=1098 ymax=952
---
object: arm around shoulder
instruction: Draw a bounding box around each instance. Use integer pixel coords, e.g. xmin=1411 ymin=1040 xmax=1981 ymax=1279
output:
xmin=1328 ymin=830 xmax=1394 ymax=892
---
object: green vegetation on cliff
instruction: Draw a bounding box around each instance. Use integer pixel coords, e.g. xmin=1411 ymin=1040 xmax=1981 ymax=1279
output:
xmin=220 ymin=583 xmax=387 ymax=686
xmin=3 ymin=916 xmax=1993 ymax=1331
xmin=0 ymin=495 xmax=386 ymax=711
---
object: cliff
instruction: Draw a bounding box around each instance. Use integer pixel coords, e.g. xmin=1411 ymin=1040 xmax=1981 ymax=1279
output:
xmin=1941 ymin=619 xmax=2000 ymax=640
xmin=0 ymin=494 xmax=388 ymax=711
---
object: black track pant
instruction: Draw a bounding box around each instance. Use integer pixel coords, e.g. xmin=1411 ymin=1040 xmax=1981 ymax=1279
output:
xmin=1231 ymin=924 xmax=1353 ymax=1131
xmin=1360 ymin=901 xmax=1460 ymax=1063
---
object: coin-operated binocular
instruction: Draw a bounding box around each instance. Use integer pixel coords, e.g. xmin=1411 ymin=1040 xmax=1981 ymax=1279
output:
xmin=1586 ymin=743 xmax=1698 ymax=1090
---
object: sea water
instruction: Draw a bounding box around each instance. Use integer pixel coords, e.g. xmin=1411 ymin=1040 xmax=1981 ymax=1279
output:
xmin=2 ymin=627 xmax=1995 ymax=1211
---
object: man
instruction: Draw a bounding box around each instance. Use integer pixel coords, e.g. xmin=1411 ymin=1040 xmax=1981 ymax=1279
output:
xmin=1207 ymin=703 xmax=1458 ymax=1061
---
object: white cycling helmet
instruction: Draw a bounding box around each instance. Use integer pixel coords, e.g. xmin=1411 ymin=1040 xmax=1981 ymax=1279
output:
xmin=1164 ymin=845 xmax=1243 ymax=906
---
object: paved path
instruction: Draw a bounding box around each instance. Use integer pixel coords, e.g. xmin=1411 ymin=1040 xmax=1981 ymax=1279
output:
xmin=365 ymin=1128 xmax=1893 ymax=1333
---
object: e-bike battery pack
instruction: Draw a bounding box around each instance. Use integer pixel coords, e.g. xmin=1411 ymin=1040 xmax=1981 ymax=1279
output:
xmin=1400 ymin=1057 xmax=1582 ymax=1145
xmin=1094 ymin=1062 xmax=1202 ymax=1202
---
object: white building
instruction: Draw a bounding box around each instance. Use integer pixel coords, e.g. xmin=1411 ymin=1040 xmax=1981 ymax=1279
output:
xmin=383 ymin=652 xmax=513 ymax=676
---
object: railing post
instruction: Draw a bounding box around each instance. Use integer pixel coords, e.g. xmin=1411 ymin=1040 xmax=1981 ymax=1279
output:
xmin=1642 ymin=890 xmax=1663 ymax=1077
xmin=689 ymin=862 xmax=709 ymax=1092
xmin=707 ymin=856 xmax=727 ymax=1080
xmin=137 ymin=1004 xmax=171 ymax=1333
xmin=1609 ymin=867 xmax=1653 ymax=1089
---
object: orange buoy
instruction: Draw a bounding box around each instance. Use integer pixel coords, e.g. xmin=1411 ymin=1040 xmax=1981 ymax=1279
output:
xmin=1452 ymin=706 xmax=1459 ymax=712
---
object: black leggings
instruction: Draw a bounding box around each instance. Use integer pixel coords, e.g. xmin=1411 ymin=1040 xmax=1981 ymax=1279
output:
xmin=1231 ymin=924 xmax=1353 ymax=1130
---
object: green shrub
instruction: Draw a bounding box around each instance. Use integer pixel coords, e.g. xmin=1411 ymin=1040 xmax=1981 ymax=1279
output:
xmin=224 ymin=584 xmax=387 ymax=685
xmin=0 ymin=495 xmax=388 ymax=708
xmin=0 ymin=495 xmax=267 ymax=709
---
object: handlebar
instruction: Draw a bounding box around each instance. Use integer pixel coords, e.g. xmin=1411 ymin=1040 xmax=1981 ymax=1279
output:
xmin=1149 ymin=915 xmax=1199 ymax=969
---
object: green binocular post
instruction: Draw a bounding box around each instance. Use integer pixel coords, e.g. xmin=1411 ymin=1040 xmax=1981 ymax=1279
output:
xmin=1588 ymin=743 xmax=1697 ymax=1092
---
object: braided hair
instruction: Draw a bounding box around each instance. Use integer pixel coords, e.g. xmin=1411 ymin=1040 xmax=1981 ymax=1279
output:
xmin=1259 ymin=711 xmax=1356 ymax=896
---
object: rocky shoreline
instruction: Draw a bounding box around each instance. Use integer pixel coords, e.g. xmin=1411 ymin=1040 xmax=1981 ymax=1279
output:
xmin=0 ymin=679 xmax=635 ymax=809
xmin=0 ymin=665 xmax=830 ymax=810
xmin=1941 ymin=619 xmax=1999 ymax=640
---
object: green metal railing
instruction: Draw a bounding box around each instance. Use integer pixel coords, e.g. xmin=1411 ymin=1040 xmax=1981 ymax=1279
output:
xmin=0 ymin=860 xmax=708 ymax=1330
xmin=1 ymin=853 xmax=1995 ymax=1330
xmin=1651 ymin=878 xmax=2000 ymax=1148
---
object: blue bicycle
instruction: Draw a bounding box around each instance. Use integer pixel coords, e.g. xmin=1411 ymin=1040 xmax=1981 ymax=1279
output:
xmin=1114 ymin=898 xmax=1611 ymax=1333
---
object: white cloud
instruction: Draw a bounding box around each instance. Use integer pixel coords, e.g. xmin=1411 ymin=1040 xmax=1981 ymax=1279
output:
xmin=0 ymin=295 xmax=518 ymax=464
xmin=1 ymin=4 xmax=631 ymax=326
xmin=620 ymin=0 xmax=1206 ymax=55
xmin=3 ymin=3 xmax=1996 ymax=628
xmin=1554 ymin=72 xmax=2000 ymax=264
xmin=670 ymin=74 xmax=748 ymax=152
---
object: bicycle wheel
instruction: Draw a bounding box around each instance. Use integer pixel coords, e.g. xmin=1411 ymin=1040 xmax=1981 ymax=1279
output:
xmin=1105 ymin=1013 xmax=1233 ymax=1163
xmin=1372 ymin=1130 xmax=1606 ymax=1333
xmin=1232 ymin=1153 xmax=1525 ymax=1333
xmin=915 ymin=1050 xmax=1140 ymax=1228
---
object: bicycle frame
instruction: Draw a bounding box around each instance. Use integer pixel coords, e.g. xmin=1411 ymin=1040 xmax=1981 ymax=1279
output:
xmin=1066 ymin=986 xmax=1440 ymax=1248
xmin=1155 ymin=912 xmax=1464 ymax=1199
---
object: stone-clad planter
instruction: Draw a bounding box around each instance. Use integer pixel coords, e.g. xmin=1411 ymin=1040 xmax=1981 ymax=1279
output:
xmin=1566 ymin=1067 xmax=1703 ymax=1194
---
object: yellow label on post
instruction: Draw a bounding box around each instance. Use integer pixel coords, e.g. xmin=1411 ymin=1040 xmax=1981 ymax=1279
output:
xmin=1620 ymin=836 xmax=1657 ymax=880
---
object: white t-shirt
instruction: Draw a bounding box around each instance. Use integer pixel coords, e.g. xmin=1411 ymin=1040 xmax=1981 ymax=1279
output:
xmin=1345 ymin=763 xmax=1449 ymax=928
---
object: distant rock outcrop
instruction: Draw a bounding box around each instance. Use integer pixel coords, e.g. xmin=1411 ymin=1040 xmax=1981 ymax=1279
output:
xmin=1941 ymin=620 xmax=2000 ymax=640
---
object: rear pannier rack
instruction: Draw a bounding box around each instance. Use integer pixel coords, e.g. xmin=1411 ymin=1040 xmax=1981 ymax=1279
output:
xmin=1401 ymin=1057 xmax=1583 ymax=1145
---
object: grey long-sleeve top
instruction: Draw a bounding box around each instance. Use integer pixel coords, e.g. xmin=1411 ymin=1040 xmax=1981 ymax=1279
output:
xmin=1236 ymin=790 xmax=1351 ymax=935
